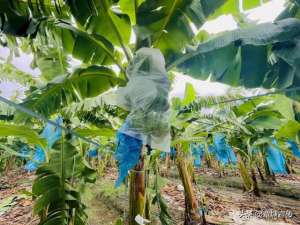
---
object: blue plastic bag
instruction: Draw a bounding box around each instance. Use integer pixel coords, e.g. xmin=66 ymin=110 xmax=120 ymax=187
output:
xmin=24 ymin=146 xmax=46 ymax=172
xmin=170 ymin=147 xmax=176 ymax=159
xmin=287 ymin=140 xmax=300 ymax=158
xmin=19 ymin=146 xmax=30 ymax=159
xmin=87 ymin=148 xmax=98 ymax=158
xmin=190 ymin=143 xmax=205 ymax=168
xmin=266 ymin=139 xmax=287 ymax=174
xmin=160 ymin=151 xmax=167 ymax=159
xmin=24 ymin=116 xmax=63 ymax=172
xmin=213 ymin=133 xmax=237 ymax=165
xmin=41 ymin=117 xmax=63 ymax=147
xmin=208 ymin=145 xmax=216 ymax=154
xmin=115 ymin=131 xmax=143 ymax=187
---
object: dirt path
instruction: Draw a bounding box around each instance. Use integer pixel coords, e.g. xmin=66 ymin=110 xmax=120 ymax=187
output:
xmin=0 ymin=170 xmax=37 ymax=225
xmin=86 ymin=168 xmax=300 ymax=225
xmin=161 ymin=178 xmax=300 ymax=225
xmin=1 ymin=167 xmax=299 ymax=225
xmin=83 ymin=181 xmax=123 ymax=225
xmin=86 ymin=196 xmax=121 ymax=225
xmin=0 ymin=169 xmax=122 ymax=225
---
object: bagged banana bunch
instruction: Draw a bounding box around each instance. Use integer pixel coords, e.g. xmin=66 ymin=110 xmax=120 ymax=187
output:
xmin=104 ymin=48 xmax=170 ymax=186
xmin=106 ymin=47 xmax=171 ymax=151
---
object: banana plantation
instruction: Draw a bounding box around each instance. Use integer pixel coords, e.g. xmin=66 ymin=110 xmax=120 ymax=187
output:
xmin=1 ymin=0 xmax=300 ymax=225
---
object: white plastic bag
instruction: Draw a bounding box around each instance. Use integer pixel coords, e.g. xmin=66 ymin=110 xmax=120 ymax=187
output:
xmin=104 ymin=48 xmax=170 ymax=151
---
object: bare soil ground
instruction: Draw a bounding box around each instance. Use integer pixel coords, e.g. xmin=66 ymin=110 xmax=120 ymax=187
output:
xmin=0 ymin=162 xmax=299 ymax=225
xmin=0 ymin=170 xmax=37 ymax=225
xmin=161 ymin=179 xmax=300 ymax=225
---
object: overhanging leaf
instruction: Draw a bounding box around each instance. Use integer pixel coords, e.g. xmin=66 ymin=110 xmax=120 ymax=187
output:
xmin=0 ymin=123 xmax=46 ymax=148
xmin=173 ymin=18 xmax=300 ymax=90
xmin=137 ymin=0 xmax=227 ymax=54
xmin=208 ymin=0 xmax=239 ymax=19
xmin=275 ymin=120 xmax=300 ymax=140
xmin=242 ymin=0 xmax=261 ymax=10
xmin=247 ymin=110 xmax=284 ymax=130
xmin=119 ymin=0 xmax=145 ymax=25
xmin=86 ymin=11 xmax=131 ymax=46
xmin=16 ymin=66 xmax=124 ymax=119
xmin=55 ymin=21 xmax=117 ymax=66
xmin=270 ymin=95 xmax=295 ymax=120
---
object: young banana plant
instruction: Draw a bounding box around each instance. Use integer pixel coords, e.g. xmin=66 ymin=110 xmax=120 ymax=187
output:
xmin=32 ymin=132 xmax=96 ymax=225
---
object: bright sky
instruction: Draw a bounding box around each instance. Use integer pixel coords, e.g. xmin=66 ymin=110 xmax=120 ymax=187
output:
xmin=0 ymin=0 xmax=287 ymax=100
xmin=0 ymin=81 xmax=27 ymax=99
xmin=171 ymin=0 xmax=286 ymax=98
xmin=0 ymin=47 xmax=40 ymax=100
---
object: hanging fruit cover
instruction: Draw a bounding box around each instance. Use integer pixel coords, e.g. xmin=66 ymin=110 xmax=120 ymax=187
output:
xmin=106 ymin=47 xmax=171 ymax=151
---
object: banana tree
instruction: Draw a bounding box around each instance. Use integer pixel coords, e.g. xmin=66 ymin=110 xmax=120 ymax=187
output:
xmin=169 ymin=85 xmax=208 ymax=225
xmin=222 ymin=93 xmax=300 ymax=194
xmin=1 ymin=1 xmax=300 ymax=113
xmin=175 ymin=86 xmax=300 ymax=196
xmin=0 ymin=119 xmax=99 ymax=224
xmin=1 ymin=0 xmax=300 ymax=224
xmin=31 ymin=132 xmax=98 ymax=225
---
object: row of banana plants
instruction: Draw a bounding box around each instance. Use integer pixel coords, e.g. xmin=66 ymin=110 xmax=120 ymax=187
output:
xmin=166 ymin=83 xmax=300 ymax=224
xmin=0 ymin=121 xmax=98 ymax=224
xmin=1 ymin=1 xmax=300 ymax=225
